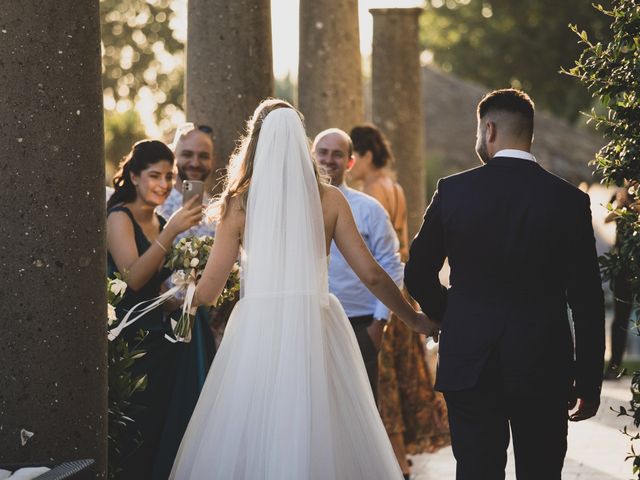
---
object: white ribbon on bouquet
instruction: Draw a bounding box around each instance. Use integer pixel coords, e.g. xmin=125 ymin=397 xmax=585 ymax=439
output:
xmin=107 ymin=269 xmax=197 ymax=343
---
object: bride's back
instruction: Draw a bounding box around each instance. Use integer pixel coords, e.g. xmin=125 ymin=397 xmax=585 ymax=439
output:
xmin=230 ymin=182 xmax=344 ymax=257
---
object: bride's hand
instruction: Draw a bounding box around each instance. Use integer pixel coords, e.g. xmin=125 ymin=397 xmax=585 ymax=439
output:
xmin=408 ymin=311 xmax=440 ymax=341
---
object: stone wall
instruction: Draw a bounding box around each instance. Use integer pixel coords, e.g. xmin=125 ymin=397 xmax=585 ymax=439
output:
xmin=422 ymin=65 xmax=604 ymax=185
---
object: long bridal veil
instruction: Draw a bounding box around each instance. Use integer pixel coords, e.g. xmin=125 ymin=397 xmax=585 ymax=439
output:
xmin=170 ymin=108 xmax=402 ymax=480
xmin=242 ymin=108 xmax=328 ymax=301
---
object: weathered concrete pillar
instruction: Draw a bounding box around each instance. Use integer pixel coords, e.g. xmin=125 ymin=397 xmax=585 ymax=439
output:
xmin=371 ymin=8 xmax=426 ymax=238
xmin=0 ymin=2 xmax=107 ymax=476
xmin=299 ymin=0 xmax=364 ymax=137
xmin=187 ymin=0 xmax=274 ymax=189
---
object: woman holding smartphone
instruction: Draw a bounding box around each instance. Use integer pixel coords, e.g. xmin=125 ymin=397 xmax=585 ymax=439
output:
xmin=106 ymin=140 xmax=202 ymax=480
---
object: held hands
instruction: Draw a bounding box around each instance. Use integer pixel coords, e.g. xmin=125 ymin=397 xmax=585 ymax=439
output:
xmin=407 ymin=311 xmax=440 ymax=341
xmin=167 ymin=196 xmax=203 ymax=235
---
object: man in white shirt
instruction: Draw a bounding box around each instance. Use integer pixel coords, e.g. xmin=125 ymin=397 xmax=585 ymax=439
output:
xmin=313 ymin=128 xmax=404 ymax=400
xmin=157 ymin=123 xmax=217 ymax=240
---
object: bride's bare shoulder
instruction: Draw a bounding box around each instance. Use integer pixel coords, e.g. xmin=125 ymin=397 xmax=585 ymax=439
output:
xmin=320 ymin=183 xmax=347 ymax=208
xmin=220 ymin=195 xmax=246 ymax=226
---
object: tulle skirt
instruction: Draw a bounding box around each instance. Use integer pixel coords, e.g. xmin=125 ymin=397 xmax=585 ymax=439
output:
xmin=170 ymin=293 xmax=403 ymax=480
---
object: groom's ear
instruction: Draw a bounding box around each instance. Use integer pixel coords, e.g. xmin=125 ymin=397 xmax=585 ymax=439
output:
xmin=347 ymin=155 xmax=356 ymax=171
xmin=486 ymin=121 xmax=497 ymax=143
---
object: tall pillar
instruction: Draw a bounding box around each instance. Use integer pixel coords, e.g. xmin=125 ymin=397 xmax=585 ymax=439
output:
xmin=371 ymin=8 xmax=426 ymax=238
xmin=0 ymin=2 xmax=107 ymax=476
xmin=299 ymin=0 xmax=363 ymax=137
xmin=187 ymin=0 xmax=274 ymax=189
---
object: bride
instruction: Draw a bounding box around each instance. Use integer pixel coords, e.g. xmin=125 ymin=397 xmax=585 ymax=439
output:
xmin=170 ymin=99 xmax=437 ymax=479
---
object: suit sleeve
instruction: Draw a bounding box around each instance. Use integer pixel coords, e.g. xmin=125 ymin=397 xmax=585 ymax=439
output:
xmin=567 ymin=193 xmax=605 ymax=401
xmin=405 ymin=182 xmax=448 ymax=322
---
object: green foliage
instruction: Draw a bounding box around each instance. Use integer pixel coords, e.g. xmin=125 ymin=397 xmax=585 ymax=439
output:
xmin=107 ymin=333 xmax=148 ymax=479
xmin=566 ymin=2 xmax=640 ymax=185
xmin=421 ymin=0 xmax=609 ymax=121
xmin=104 ymin=110 xmax=147 ymax=172
xmin=106 ymin=276 xmax=148 ymax=479
xmin=275 ymin=74 xmax=297 ymax=106
xmin=567 ymin=1 xmax=640 ymax=475
xmin=100 ymin=0 xmax=184 ymax=123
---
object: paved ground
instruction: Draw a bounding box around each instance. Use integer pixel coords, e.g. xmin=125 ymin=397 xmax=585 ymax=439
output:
xmin=410 ymin=379 xmax=635 ymax=479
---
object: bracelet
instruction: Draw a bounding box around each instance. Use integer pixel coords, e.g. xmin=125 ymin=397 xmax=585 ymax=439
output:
xmin=155 ymin=238 xmax=168 ymax=253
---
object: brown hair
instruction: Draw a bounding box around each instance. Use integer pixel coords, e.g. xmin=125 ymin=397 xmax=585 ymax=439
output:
xmin=350 ymin=124 xmax=394 ymax=168
xmin=107 ymin=140 xmax=174 ymax=210
xmin=477 ymin=88 xmax=535 ymax=140
xmin=211 ymin=98 xmax=325 ymax=220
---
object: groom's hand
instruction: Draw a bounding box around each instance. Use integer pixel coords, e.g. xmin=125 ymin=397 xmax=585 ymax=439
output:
xmin=411 ymin=312 xmax=440 ymax=341
xmin=569 ymin=398 xmax=600 ymax=422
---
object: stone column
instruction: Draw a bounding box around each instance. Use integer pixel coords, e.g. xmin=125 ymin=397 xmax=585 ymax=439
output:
xmin=0 ymin=2 xmax=106 ymax=476
xmin=371 ymin=8 xmax=426 ymax=238
xmin=299 ymin=0 xmax=363 ymax=137
xmin=187 ymin=0 xmax=274 ymax=190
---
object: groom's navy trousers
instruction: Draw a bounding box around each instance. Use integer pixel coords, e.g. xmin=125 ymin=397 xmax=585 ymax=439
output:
xmin=405 ymin=156 xmax=605 ymax=480
xmin=443 ymin=352 xmax=568 ymax=480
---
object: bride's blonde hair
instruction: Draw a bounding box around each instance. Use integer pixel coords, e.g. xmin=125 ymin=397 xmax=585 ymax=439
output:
xmin=211 ymin=98 xmax=326 ymax=220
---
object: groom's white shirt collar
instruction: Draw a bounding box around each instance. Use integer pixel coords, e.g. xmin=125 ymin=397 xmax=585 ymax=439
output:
xmin=493 ymin=149 xmax=537 ymax=163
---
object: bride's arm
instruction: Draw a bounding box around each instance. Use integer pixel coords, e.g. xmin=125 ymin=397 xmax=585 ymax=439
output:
xmin=331 ymin=188 xmax=437 ymax=335
xmin=194 ymin=204 xmax=243 ymax=306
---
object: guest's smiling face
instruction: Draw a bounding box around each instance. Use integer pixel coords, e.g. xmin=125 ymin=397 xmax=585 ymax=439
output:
xmin=313 ymin=132 xmax=354 ymax=186
xmin=176 ymin=130 xmax=215 ymax=182
xmin=131 ymin=160 xmax=174 ymax=206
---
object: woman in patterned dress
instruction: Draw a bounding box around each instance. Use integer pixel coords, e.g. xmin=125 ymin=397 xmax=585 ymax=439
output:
xmin=349 ymin=124 xmax=450 ymax=479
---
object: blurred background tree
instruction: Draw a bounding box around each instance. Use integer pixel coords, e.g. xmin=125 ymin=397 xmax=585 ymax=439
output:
xmin=100 ymin=0 xmax=293 ymax=177
xmin=104 ymin=110 xmax=147 ymax=179
xmin=100 ymin=0 xmax=184 ymax=126
xmin=100 ymin=0 xmax=185 ymax=178
xmin=420 ymin=0 xmax=610 ymax=122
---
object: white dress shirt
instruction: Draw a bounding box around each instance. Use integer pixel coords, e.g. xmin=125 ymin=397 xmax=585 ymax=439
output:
xmin=328 ymin=184 xmax=404 ymax=320
xmin=494 ymin=149 xmax=537 ymax=163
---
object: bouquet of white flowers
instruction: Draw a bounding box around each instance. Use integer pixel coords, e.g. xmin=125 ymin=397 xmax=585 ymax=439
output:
xmin=107 ymin=235 xmax=240 ymax=343
xmin=165 ymin=235 xmax=240 ymax=342
xmin=165 ymin=236 xmax=212 ymax=342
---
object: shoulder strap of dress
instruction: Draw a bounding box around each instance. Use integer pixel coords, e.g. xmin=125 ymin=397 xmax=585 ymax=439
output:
xmin=389 ymin=182 xmax=401 ymax=226
xmin=156 ymin=212 xmax=167 ymax=230
xmin=108 ymin=205 xmax=134 ymax=222
xmin=108 ymin=205 xmax=144 ymax=232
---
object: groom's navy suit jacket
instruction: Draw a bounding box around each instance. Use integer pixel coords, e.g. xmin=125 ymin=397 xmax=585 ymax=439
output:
xmin=405 ymin=156 xmax=605 ymax=400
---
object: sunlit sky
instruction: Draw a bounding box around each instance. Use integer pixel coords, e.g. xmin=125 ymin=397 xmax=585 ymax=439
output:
xmin=271 ymin=0 xmax=424 ymax=78
xmin=170 ymin=0 xmax=424 ymax=78
xmin=137 ymin=0 xmax=424 ymax=135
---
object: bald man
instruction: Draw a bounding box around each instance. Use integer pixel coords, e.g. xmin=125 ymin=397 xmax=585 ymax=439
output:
xmin=313 ymin=128 xmax=403 ymax=400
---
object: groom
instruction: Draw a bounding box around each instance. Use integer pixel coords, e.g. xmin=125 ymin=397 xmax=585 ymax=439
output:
xmin=405 ymin=89 xmax=605 ymax=480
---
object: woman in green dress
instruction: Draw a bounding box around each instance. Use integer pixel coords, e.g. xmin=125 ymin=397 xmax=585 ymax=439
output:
xmin=107 ymin=140 xmax=214 ymax=479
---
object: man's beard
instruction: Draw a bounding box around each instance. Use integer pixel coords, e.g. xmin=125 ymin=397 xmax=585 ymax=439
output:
xmin=178 ymin=165 xmax=210 ymax=182
xmin=475 ymin=137 xmax=490 ymax=164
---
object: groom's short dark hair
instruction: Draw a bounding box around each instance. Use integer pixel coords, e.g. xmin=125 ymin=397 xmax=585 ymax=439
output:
xmin=477 ymin=89 xmax=535 ymax=140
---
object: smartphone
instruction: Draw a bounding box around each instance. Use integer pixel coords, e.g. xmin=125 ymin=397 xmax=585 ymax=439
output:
xmin=182 ymin=180 xmax=204 ymax=206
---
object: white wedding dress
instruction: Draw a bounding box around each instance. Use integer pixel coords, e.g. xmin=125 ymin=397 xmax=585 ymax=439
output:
xmin=170 ymin=109 xmax=403 ymax=479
